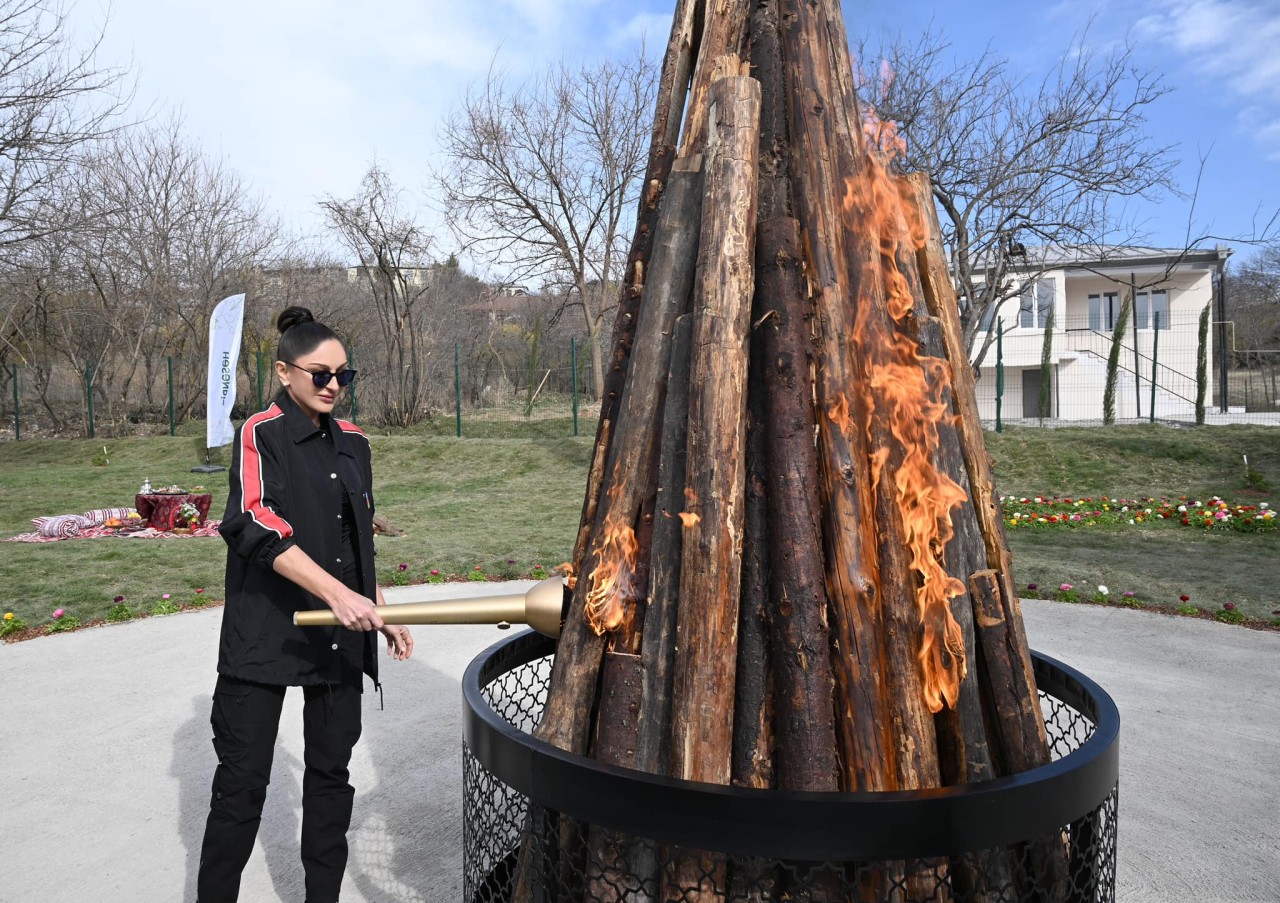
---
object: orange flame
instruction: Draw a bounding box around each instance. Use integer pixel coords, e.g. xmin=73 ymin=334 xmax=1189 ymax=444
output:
xmin=677 ymin=511 xmax=700 ymax=528
xmin=840 ymin=115 xmax=969 ymax=713
xmin=557 ymin=561 xmax=577 ymax=591
xmin=584 ymin=515 xmax=638 ymax=635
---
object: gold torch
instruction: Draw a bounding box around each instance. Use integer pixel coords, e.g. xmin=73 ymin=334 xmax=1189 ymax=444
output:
xmin=292 ymin=576 xmax=570 ymax=638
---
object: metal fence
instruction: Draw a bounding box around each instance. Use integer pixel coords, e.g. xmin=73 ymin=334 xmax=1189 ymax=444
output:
xmin=0 ymin=338 xmax=602 ymax=441
xmin=972 ymin=311 xmax=1280 ymax=430
xmin=6 ymin=313 xmax=1279 ymax=440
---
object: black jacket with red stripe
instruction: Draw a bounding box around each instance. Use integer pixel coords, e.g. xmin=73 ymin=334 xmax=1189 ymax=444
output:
xmin=218 ymin=392 xmax=379 ymax=687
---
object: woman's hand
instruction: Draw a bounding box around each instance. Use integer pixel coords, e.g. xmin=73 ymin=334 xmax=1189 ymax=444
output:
xmin=327 ymin=585 xmax=385 ymax=632
xmin=381 ymin=624 xmax=414 ymax=661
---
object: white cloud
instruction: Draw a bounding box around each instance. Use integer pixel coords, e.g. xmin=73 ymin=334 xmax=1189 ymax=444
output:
xmin=1135 ymin=1 xmax=1280 ymax=143
xmin=1134 ymin=0 xmax=1280 ymax=163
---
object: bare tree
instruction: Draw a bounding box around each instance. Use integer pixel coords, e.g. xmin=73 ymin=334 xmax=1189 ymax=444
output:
xmin=0 ymin=119 xmax=276 ymax=433
xmin=0 ymin=0 xmax=128 ymax=258
xmin=856 ymin=28 xmax=1178 ymax=366
xmin=438 ymin=51 xmax=656 ymax=397
xmin=321 ymin=164 xmax=441 ymax=427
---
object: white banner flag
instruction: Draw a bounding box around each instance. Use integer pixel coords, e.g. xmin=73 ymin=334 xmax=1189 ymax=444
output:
xmin=206 ymin=293 xmax=246 ymax=448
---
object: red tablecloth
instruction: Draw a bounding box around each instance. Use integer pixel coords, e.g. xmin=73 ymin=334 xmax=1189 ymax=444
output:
xmin=135 ymin=492 xmax=213 ymax=531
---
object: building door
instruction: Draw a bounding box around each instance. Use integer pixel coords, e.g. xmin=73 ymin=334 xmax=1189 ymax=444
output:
xmin=1023 ymin=368 xmax=1047 ymax=418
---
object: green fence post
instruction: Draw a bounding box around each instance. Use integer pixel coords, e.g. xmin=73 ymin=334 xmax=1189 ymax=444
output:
xmin=995 ymin=319 xmax=1004 ymax=433
xmin=12 ymin=363 xmax=19 ymax=441
xmin=573 ymin=335 xmax=583 ymax=438
xmin=1150 ymin=312 xmax=1159 ymax=423
xmin=167 ymin=356 xmax=175 ymax=436
xmin=86 ymin=361 xmax=95 ymax=439
xmin=454 ymin=343 xmax=462 ymax=439
xmin=256 ymin=351 xmax=264 ymax=412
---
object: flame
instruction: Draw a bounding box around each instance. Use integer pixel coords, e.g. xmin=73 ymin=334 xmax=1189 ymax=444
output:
xmin=584 ymin=515 xmax=638 ymax=635
xmin=840 ymin=115 xmax=969 ymax=713
xmin=677 ymin=511 xmax=700 ymax=528
xmin=557 ymin=561 xmax=577 ymax=591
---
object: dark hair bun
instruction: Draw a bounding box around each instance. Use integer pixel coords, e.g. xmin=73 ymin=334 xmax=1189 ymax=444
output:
xmin=276 ymin=306 xmax=316 ymax=334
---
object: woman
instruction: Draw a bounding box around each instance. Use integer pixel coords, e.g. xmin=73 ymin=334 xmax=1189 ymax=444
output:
xmin=198 ymin=306 xmax=413 ymax=903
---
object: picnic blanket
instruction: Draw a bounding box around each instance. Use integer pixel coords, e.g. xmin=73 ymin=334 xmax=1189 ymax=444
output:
xmin=5 ymin=520 xmax=222 ymax=543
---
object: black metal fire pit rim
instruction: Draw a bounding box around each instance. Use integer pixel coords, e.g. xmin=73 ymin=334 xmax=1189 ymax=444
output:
xmin=462 ymin=630 xmax=1120 ymax=861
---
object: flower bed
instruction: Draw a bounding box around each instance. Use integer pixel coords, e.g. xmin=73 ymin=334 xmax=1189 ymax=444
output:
xmin=1001 ymin=495 xmax=1275 ymax=533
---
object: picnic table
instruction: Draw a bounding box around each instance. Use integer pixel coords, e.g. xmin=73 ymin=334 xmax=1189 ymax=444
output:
xmin=134 ymin=492 xmax=213 ymax=531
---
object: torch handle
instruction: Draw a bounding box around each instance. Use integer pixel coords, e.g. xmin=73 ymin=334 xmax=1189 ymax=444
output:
xmin=294 ymin=596 xmax=526 ymax=627
xmin=290 ymin=578 xmax=567 ymax=637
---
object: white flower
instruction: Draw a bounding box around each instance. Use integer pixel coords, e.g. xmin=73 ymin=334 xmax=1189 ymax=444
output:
xmin=1178 ymin=505 xmax=1187 ymax=512
xmin=1262 ymin=502 xmax=1270 ymax=509
xmin=1128 ymin=519 xmax=1135 ymax=524
xmin=1097 ymin=585 xmax=1109 ymax=596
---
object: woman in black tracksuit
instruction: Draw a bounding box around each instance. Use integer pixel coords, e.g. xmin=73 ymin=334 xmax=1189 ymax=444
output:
xmin=197 ymin=306 xmax=413 ymax=903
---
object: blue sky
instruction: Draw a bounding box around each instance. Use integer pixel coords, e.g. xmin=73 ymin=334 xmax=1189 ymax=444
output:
xmin=72 ymin=0 xmax=1280 ymax=265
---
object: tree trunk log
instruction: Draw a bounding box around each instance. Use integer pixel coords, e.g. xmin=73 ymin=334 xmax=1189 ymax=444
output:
xmin=671 ymin=73 xmax=762 ymax=788
xmin=678 ymin=0 xmax=752 ymax=156
xmin=636 ymin=314 xmax=696 ymax=777
xmin=731 ymin=345 xmax=773 ymax=791
xmin=779 ymin=0 xmax=895 ymax=794
xmin=906 ymin=171 xmax=1050 ymax=772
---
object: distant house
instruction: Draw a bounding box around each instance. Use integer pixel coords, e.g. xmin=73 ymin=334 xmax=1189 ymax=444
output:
xmin=464 ymin=285 xmax=544 ymax=325
xmin=970 ymin=245 xmax=1230 ymax=421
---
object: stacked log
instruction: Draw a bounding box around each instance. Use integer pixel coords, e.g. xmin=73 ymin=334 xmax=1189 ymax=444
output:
xmin=527 ymin=0 xmax=1062 ymax=899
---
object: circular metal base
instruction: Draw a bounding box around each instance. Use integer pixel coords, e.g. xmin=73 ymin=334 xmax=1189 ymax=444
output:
xmin=463 ymin=631 xmax=1119 ymax=902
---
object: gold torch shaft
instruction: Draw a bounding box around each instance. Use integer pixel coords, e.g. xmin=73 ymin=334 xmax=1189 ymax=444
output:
xmin=292 ymin=576 xmax=567 ymax=638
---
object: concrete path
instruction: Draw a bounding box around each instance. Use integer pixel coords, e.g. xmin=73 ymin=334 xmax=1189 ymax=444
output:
xmin=1 ymin=585 xmax=1276 ymax=902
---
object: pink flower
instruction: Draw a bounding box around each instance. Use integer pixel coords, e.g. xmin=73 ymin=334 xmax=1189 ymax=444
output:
xmin=430 ymin=569 xmax=440 ymax=576
xmin=162 ymin=594 xmax=170 ymax=600
xmin=52 ymin=608 xmax=65 ymax=619
xmin=1123 ymin=591 xmax=1135 ymax=598
xmin=1223 ymin=602 xmax=1236 ymax=611
xmin=195 ymin=588 xmax=205 ymax=594
xmin=1059 ymin=583 xmax=1073 ymax=592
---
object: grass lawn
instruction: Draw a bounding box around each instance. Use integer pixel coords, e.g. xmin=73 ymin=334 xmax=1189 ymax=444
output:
xmin=0 ymin=422 xmax=1275 ymax=635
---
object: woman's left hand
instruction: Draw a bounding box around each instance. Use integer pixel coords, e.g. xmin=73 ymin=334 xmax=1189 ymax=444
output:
xmin=381 ymin=624 xmax=414 ymax=661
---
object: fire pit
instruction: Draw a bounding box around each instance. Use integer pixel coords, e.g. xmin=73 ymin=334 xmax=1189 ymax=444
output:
xmin=463 ymin=630 xmax=1119 ymax=903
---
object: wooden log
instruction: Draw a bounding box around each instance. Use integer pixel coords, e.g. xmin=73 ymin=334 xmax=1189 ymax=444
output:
xmin=778 ymin=0 xmax=895 ymax=794
xmin=970 ymin=570 xmax=1068 ymax=901
xmin=635 ymin=314 xmax=696 ymax=777
xmin=678 ymin=0 xmax=752 ymax=156
xmin=750 ymin=0 xmax=839 ymax=796
xmin=670 ymin=73 xmax=762 ymax=787
xmin=585 ymin=652 xmax=645 ymax=903
xmin=755 ymin=217 xmax=841 ymax=793
xmin=906 ymin=171 xmax=1051 ymax=770
xmin=731 ymin=345 xmax=773 ymax=791
xmin=629 ymin=315 xmax=695 ymax=903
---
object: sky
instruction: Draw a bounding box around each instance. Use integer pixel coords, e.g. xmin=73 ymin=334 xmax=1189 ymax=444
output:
xmin=69 ymin=0 xmax=1280 ymax=268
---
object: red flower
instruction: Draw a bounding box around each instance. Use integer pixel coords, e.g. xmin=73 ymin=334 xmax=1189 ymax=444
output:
xmin=195 ymin=588 xmax=205 ymax=594
xmin=1223 ymin=602 xmax=1236 ymax=611
xmin=1179 ymin=594 xmax=1190 ymax=602
xmin=113 ymin=595 xmax=124 ymax=603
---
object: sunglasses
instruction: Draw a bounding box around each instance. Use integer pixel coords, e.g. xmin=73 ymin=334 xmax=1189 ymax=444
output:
xmin=283 ymin=361 xmax=358 ymax=389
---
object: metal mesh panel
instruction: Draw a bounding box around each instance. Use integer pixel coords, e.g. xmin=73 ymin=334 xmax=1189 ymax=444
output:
xmin=465 ymin=651 xmax=1118 ymax=903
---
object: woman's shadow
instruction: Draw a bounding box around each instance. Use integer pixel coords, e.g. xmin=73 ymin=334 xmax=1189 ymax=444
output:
xmin=345 ymin=659 xmax=472 ymax=902
xmin=173 ymin=692 xmax=304 ymax=902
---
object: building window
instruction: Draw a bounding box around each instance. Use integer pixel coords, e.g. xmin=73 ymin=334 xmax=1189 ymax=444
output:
xmin=1134 ymin=290 xmax=1169 ymax=330
xmin=1018 ymin=280 xmax=1054 ymax=329
xmin=1088 ymin=292 xmax=1120 ymax=332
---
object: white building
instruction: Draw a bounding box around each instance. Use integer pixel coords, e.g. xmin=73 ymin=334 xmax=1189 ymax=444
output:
xmin=970 ymin=246 xmax=1230 ymax=422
